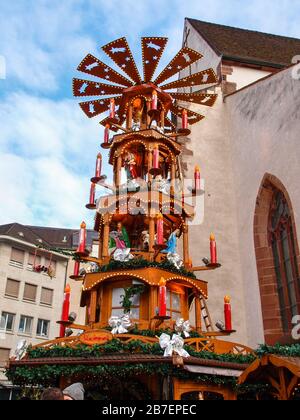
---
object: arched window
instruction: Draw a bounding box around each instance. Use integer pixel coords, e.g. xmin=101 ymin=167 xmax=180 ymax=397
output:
xmin=254 ymin=174 xmax=300 ymax=344
xmin=268 ymin=191 xmax=300 ymax=332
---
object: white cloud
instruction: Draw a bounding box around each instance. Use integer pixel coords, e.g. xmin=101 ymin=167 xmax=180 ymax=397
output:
xmin=0 ymin=55 xmax=6 ymax=80
xmin=0 ymin=92 xmax=109 ymax=228
xmin=0 ymin=1 xmax=97 ymax=92
xmin=0 ymin=154 xmax=35 ymax=224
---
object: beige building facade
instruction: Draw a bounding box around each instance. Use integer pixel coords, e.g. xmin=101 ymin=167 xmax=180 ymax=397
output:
xmin=0 ymin=224 xmax=90 ymax=395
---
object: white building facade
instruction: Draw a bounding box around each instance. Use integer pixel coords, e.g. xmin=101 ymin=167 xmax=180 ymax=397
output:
xmin=181 ymin=19 xmax=300 ymax=348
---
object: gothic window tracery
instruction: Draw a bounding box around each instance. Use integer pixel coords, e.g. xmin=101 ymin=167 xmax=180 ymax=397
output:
xmin=268 ymin=191 xmax=300 ymax=332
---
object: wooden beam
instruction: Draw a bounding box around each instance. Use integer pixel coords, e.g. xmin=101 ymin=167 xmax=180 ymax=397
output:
xmin=148 ymin=150 xmax=153 ymax=182
xmin=146 ymin=100 xmax=151 ymax=128
xmin=102 ymin=220 xmax=110 ymax=258
xmin=149 ymin=286 xmax=158 ymax=320
xmin=195 ymin=295 xmax=202 ymax=333
xmin=279 ymin=368 xmax=288 ymax=400
xmin=268 ymin=374 xmax=281 ymax=394
xmin=110 ymin=123 xmax=128 ymax=133
xmin=287 ymin=375 xmax=299 ymax=399
xmin=192 ymin=266 xmax=218 ymax=272
xmin=160 ymin=110 xmax=165 ymax=130
xmin=127 ymin=104 xmax=133 ymax=130
xmin=183 ymin=223 xmax=189 ymax=266
xmin=170 ymin=162 xmax=176 ymax=196
xmin=115 ymin=155 xmax=122 ymax=187
xmin=89 ymin=289 xmax=98 ymax=325
xmin=67 ymin=323 xmax=89 ymax=331
xmin=149 ymin=216 xmax=155 ymax=254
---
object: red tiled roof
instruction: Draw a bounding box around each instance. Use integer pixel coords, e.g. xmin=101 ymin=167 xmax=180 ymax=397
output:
xmin=0 ymin=223 xmax=53 ymax=247
xmin=187 ymin=19 xmax=300 ymax=68
xmin=0 ymin=223 xmax=97 ymax=250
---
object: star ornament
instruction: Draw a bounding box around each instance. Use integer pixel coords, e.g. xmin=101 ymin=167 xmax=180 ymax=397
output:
xmin=147 ymin=42 xmax=161 ymax=51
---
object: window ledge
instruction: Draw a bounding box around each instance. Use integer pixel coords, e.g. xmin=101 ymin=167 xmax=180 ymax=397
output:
xmin=0 ymin=330 xmax=14 ymax=336
xmin=36 ymin=336 xmax=49 ymax=340
xmin=4 ymin=295 xmax=19 ymax=301
xmin=26 ymin=267 xmax=39 ymax=274
xmin=39 ymin=303 xmax=53 ymax=308
xmin=22 ymin=300 xmax=37 ymax=305
xmin=17 ymin=332 xmax=32 ymax=338
xmin=9 ymin=262 xmax=23 ymax=269
xmin=42 ymin=273 xmax=56 ymax=279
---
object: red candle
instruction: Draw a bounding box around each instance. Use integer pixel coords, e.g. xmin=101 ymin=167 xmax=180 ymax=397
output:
xmin=194 ymin=165 xmax=201 ymax=191
xmin=77 ymin=221 xmax=87 ymax=253
xmin=152 ymin=90 xmax=158 ymax=110
xmin=182 ymin=109 xmax=188 ymax=129
xmin=153 ymin=144 xmax=159 ymax=169
xmin=109 ymin=98 xmax=115 ymax=119
xmin=156 ymin=213 xmax=164 ymax=245
xmin=89 ymin=183 xmax=96 ymax=206
xmin=73 ymin=261 xmax=80 ymax=277
xmin=210 ymin=233 xmax=217 ymax=264
xmin=95 ymin=153 xmax=102 ymax=178
xmin=159 ymin=277 xmax=167 ymax=317
xmin=224 ymin=296 xmax=232 ymax=331
xmin=104 ymin=124 xmax=110 ymax=144
xmin=60 ymin=284 xmax=71 ymax=337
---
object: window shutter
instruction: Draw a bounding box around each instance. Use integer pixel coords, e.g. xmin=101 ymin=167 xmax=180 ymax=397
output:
xmin=0 ymin=348 xmax=10 ymax=368
xmin=28 ymin=253 xmax=41 ymax=266
xmin=5 ymin=279 xmax=20 ymax=298
xmin=23 ymin=284 xmax=37 ymax=302
xmin=10 ymin=248 xmax=25 ymax=264
xmin=41 ymin=288 xmax=53 ymax=306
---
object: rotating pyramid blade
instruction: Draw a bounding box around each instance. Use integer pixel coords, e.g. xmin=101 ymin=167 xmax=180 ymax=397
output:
xmin=102 ymin=37 xmax=142 ymax=84
xmin=141 ymin=37 xmax=168 ymax=82
xmin=161 ymin=69 xmax=218 ymax=90
xmin=73 ymin=78 xmax=124 ymax=97
xmin=77 ymin=54 xmax=133 ymax=87
xmin=154 ymin=47 xmax=203 ymax=86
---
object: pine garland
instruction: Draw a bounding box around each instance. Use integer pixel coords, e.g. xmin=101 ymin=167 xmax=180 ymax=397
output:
xmin=99 ymin=258 xmax=197 ymax=279
xmin=17 ymin=339 xmax=255 ymax=364
xmin=6 ymin=339 xmax=264 ymax=390
xmin=6 ymin=363 xmax=239 ymax=388
xmin=256 ymin=343 xmax=300 ymax=357
xmin=36 ymin=244 xmax=77 ymax=258
xmin=120 ymin=286 xmax=145 ymax=313
xmin=7 ymin=361 xmax=268 ymax=393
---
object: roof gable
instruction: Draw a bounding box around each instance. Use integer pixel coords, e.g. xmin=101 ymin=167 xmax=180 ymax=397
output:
xmin=187 ymin=18 xmax=300 ymax=68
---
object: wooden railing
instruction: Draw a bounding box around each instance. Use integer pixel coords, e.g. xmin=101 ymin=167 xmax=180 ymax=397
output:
xmin=184 ymin=338 xmax=255 ymax=355
xmin=31 ymin=334 xmax=254 ymax=356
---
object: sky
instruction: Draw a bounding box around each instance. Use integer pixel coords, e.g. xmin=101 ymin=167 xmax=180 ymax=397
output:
xmin=0 ymin=0 xmax=300 ymax=229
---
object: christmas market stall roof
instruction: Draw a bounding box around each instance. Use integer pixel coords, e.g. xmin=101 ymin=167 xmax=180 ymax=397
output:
xmin=6 ymin=329 xmax=255 ymax=388
xmin=81 ymin=267 xmax=208 ymax=295
xmin=239 ymin=355 xmax=300 ymax=400
xmin=187 ymin=18 xmax=300 ymax=69
xmin=8 ymin=354 xmax=248 ymax=375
